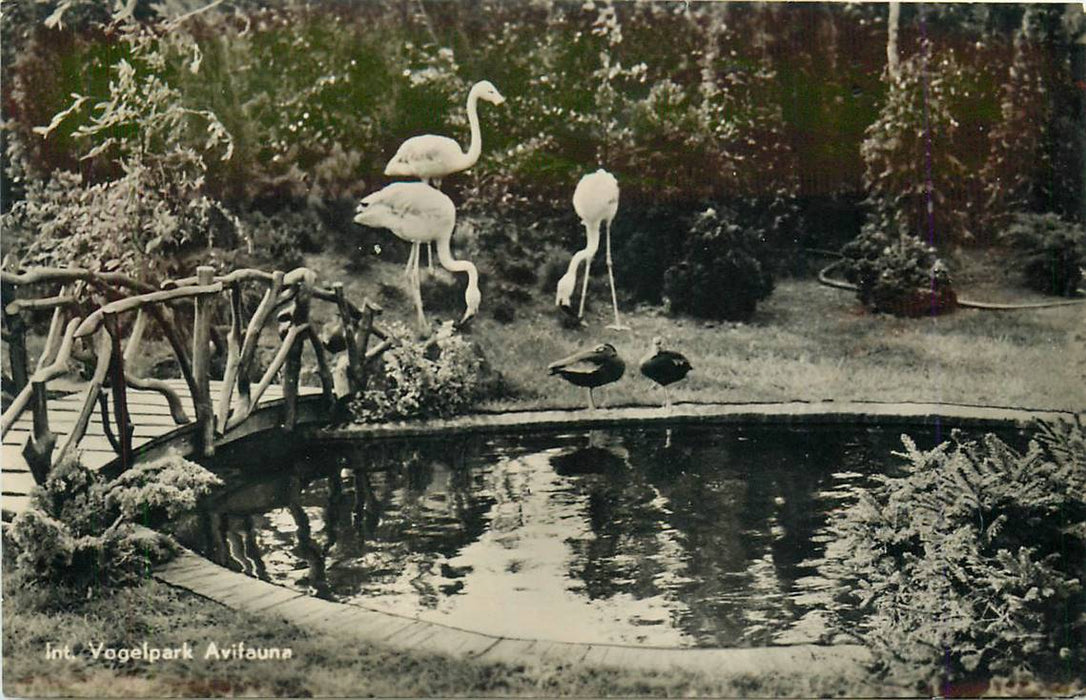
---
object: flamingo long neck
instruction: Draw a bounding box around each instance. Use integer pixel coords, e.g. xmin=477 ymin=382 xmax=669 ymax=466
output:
xmin=463 ymin=91 xmax=483 ymax=169
xmin=581 ymin=220 xmax=602 ymax=259
xmin=436 ymin=235 xmax=479 ymax=294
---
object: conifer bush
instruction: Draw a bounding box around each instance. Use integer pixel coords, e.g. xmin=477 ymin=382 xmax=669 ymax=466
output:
xmin=661 ymin=207 xmax=774 ymax=322
xmin=1001 ymin=213 xmax=1085 ymax=297
xmin=840 ymin=227 xmax=957 ymax=316
xmin=860 ymin=46 xmax=972 ymax=248
xmin=820 ymin=421 xmax=1086 ymax=690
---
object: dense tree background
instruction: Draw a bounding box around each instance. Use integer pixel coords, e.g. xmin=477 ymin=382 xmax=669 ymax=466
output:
xmin=2 ymin=1 xmax=1084 ymax=301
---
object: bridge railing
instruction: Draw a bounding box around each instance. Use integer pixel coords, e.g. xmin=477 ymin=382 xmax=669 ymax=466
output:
xmin=1 ymin=265 xmax=389 ymax=485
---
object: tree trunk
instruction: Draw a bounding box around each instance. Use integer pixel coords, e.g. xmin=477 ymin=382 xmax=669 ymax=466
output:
xmin=887 ymin=2 xmax=901 ymax=80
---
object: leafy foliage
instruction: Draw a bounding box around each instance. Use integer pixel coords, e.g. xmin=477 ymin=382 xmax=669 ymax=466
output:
xmin=6 ymin=452 xmax=222 ymax=596
xmin=107 ymin=453 xmax=225 ymax=522
xmin=348 ymin=322 xmax=497 ymax=422
xmin=1000 ymin=213 xmax=1085 ymax=297
xmin=860 ymin=44 xmax=975 ymax=248
xmin=2 ymin=8 xmax=235 ymax=280
xmin=978 ymin=9 xmax=1052 ymax=238
xmin=4 ymin=160 xmax=226 ymax=279
xmin=661 ymin=207 xmax=775 ymax=322
xmin=819 ymin=422 xmax=1086 ymax=689
xmin=840 ymin=227 xmax=956 ymax=316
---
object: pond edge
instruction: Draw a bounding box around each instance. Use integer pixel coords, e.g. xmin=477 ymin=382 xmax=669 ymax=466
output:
xmin=309 ymin=400 xmax=1082 ymax=441
xmin=154 ymin=545 xmax=872 ymax=679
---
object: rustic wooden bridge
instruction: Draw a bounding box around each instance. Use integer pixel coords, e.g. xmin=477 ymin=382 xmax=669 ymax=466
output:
xmin=1 ymin=265 xmax=390 ymax=521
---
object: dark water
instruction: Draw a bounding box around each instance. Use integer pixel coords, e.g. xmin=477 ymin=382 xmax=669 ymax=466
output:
xmin=172 ymin=423 xmax=1020 ymax=648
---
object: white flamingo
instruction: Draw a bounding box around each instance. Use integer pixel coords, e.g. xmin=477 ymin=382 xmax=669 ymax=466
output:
xmin=385 ymin=80 xmax=505 ymax=270
xmin=555 ymin=169 xmax=628 ymax=330
xmin=354 ymin=182 xmax=480 ymax=329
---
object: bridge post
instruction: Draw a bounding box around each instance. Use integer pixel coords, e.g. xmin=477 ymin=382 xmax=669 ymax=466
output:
xmin=192 ymin=266 xmax=216 ymax=456
xmin=332 ymin=283 xmax=362 ymax=394
xmin=216 ymin=281 xmax=244 ymax=433
xmin=2 ymin=280 xmax=30 ymax=396
xmin=357 ymin=302 xmax=381 ymax=391
xmin=104 ymin=311 xmax=134 ymax=471
xmin=22 ymin=380 xmax=55 ymax=484
xmin=281 ymin=281 xmax=310 ymax=432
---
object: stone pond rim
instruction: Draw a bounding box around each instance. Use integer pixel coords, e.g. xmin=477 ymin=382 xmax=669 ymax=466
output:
xmin=306 ymin=400 xmax=1082 ymax=442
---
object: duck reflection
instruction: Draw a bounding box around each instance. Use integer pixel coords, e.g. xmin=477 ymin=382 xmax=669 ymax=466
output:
xmin=550 ymin=430 xmax=628 ymax=477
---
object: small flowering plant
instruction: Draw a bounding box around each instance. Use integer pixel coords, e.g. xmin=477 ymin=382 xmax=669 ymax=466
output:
xmin=840 ymin=226 xmax=956 ymax=316
xmin=5 ymin=452 xmax=222 ymax=596
xmin=348 ymin=322 xmax=489 ymax=422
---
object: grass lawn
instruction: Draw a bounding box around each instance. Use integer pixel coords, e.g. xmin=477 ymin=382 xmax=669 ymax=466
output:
xmin=1 ymin=572 xmax=899 ymax=698
xmin=305 ymin=251 xmax=1085 ymax=414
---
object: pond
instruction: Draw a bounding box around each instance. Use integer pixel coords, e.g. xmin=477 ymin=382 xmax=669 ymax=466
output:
xmin=171 ymin=422 xmax=1024 ymax=649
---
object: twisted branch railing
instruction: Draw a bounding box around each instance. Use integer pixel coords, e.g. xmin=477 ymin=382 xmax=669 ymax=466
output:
xmin=1 ymin=264 xmax=389 ymax=486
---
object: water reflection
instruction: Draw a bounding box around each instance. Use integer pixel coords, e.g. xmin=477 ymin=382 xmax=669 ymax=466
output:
xmin=176 ymin=424 xmax=972 ymax=648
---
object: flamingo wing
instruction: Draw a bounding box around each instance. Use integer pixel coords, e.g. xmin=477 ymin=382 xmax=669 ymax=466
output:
xmin=573 ymin=169 xmax=620 ymax=223
xmin=354 ymin=182 xmax=455 ymax=237
xmin=384 ymin=135 xmax=464 ymax=178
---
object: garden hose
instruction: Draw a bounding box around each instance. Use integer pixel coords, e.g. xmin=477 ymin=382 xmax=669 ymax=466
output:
xmin=815 ymin=258 xmax=1086 ymax=310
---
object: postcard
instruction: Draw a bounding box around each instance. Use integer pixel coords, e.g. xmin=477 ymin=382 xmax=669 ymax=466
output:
xmin=2 ymin=1 xmax=1084 ymax=698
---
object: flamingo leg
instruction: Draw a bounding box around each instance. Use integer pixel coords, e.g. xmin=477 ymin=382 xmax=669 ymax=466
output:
xmin=587 ymin=387 xmax=596 ymax=410
xmin=664 ymin=385 xmax=672 ymax=412
xmin=412 ymin=243 xmax=427 ymax=330
xmin=404 ymin=243 xmax=418 ymax=278
xmin=604 ymin=218 xmax=629 ymax=331
xmin=428 ymin=178 xmax=442 ymax=273
xmin=578 ymin=251 xmax=593 ymax=319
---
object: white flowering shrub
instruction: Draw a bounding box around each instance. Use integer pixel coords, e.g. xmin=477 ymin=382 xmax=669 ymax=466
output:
xmin=6 ymin=452 xmax=221 ymax=596
xmin=348 ymin=323 xmax=492 ymax=422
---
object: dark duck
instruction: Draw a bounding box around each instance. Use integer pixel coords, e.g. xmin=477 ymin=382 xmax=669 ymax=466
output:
xmin=547 ymin=343 xmax=625 ymax=409
xmin=639 ymin=336 xmax=692 ymax=409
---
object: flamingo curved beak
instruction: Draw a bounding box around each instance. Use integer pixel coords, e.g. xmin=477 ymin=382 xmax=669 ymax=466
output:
xmin=454 ymin=311 xmax=475 ymax=331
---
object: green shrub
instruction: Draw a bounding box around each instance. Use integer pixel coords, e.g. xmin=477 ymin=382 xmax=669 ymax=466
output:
xmin=6 ymin=452 xmax=222 ymax=597
xmin=860 ymin=45 xmax=974 ymax=247
xmin=840 ymin=227 xmax=957 ymax=316
xmin=661 ymin=206 xmax=774 ymax=322
xmin=820 ymin=421 xmax=1086 ymax=690
xmin=1001 ymin=213 xmax=1085 ymax=297
xmin=4 ymin=10 xmax=236 ymax=280
xmin=229 ymin=207 xmax=326 ymax=273
xmin=348 ymin=322 xmax=498 ymax=422
xmin=3 ymin=159 xmax=227 ymax=280
xmin=978 ymin=10 xmax=1051 ymax=238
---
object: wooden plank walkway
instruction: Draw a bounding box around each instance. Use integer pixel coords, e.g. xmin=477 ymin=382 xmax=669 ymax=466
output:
xmin=1 ymin=378 xmax=320 ymax=519
xmin=155 ymin=545 xmax=873 ymax=679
